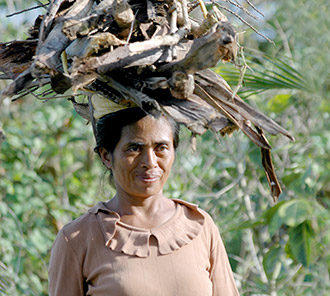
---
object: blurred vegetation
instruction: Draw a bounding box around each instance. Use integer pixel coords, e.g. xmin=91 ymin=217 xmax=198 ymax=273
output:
xmin=0 ymin=0 xmax=329 ymax=295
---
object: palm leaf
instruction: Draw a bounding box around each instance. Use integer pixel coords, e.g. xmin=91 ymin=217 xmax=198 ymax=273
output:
xmin=216 ymin=49 xmax=309 ymax=98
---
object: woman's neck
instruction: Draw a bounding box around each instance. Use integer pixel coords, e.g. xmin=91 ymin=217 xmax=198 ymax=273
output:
xmin=106 ymin=192 xmax=176 ymax=229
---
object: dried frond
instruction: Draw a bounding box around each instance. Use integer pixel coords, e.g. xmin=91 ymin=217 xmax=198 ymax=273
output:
xmin=0 ymin=0 xmax=293 ymax=201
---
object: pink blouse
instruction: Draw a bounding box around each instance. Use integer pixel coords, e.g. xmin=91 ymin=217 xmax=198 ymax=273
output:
xmin=48 ymin=199 xmax=239 ymax=295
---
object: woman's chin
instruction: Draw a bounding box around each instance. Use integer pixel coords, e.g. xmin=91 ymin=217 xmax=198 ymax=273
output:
xmin=129 ymin=184 xmax=163 ymax=199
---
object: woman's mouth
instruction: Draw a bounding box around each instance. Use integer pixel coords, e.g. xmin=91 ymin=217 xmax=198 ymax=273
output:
xmin=137 ymin=174 xmax=159 ymax=183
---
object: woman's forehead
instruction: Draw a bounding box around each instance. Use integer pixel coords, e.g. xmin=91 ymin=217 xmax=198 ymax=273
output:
xmin=120 ymin=116 xmax=174 ymax=143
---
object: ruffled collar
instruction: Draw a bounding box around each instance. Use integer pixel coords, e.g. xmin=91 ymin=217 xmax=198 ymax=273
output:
xmin=88 ymin=199 xmax=205 ymax=258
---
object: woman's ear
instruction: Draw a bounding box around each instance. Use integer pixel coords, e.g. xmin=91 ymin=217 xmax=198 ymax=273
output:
xmin=99 ymin=147 xmax=112 ymax=169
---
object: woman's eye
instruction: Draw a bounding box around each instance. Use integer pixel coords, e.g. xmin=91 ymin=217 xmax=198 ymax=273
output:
xmin=157 ymin=145 xmax=168 ymax=152
xmin=127 ymin=146 xmax=140 ymax=152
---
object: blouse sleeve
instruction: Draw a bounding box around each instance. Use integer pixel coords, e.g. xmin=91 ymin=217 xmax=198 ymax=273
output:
xmin=209 ymin=221 xmax=240 ymax=296
xmin=48 ymin=229 xmax=86 ymax=296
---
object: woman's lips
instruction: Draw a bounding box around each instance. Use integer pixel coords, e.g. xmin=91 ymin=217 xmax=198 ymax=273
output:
xmin=137 ymin=174 xmax=159 ymax=183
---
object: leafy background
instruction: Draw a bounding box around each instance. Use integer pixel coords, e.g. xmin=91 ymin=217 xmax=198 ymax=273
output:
xmin=0 ymin=0 xmax=329 ymax=295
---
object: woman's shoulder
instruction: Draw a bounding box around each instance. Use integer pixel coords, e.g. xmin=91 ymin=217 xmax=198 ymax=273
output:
xmin=172 ymin=198 xmax=221 ymax=241
xmin=172 ymin=198 xmax=217 ymax=225
xmin=58 ymin=201 xmax=107 ymax=242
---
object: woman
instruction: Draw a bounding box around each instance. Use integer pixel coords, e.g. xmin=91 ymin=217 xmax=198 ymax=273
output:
xmin=48 ymin=102 xmax=240 ymax=295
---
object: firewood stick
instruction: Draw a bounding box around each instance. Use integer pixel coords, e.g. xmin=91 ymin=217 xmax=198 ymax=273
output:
xmin=178 ymin=0 xmax=191 ymax=30
xmin=197 ymin=0 xmax=208 ymax=19
xmin=170 ymin=0 xmax=178 ymax=34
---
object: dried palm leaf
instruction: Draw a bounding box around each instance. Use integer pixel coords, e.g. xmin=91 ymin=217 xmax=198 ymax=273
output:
xmin=0 ymin=0 xmax=294 ymax=201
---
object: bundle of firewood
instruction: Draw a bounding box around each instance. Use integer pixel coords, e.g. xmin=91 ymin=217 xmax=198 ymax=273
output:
xmin=0 ymin=0 xmax=294 ymax=201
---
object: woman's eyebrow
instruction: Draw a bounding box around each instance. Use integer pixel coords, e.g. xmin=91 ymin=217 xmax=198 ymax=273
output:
xmin=126 ymin=140 xmax=171 ymax=147
xmin=155 ymin=140 xmax=171 ymax=146
xmin=126 ymin=141 xmax=144 ymax=147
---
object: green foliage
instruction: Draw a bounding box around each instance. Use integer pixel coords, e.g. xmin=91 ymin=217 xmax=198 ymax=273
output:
xmin=0 ymin=97 xmax=111 ymax=294
xmin=237 ymin=199 xmax=316 ymax=268
xmin=210 ymin=0 xmax=329 ymax=293
xmin=288 ymin=221 xmax=314 ymax=267
xmin=267 ymin=199 xmax=312 ymax=236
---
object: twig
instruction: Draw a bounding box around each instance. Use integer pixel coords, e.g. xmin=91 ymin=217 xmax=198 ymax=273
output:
xmin=211 ymin=1 xmax=274 ymax=44
xmin=199 ymin=171 xmax=244 ymax=199
xmin=39 ymin=88 xmax=54 ymax=97
xmin=197 ymin=0 xmax=208 ymax=19
xmin=245 ymin=0 xmax=264 ymax=17
xmin=88 ymin=95 xmax=97 ymax=141
xmin=274 ymin=19 xmax=293 ymax=65
xmin=6 ymin=3 xmax=48 ymax=17
xmin=245 ymin=227 xmax=269 ymax=283
xmin=238 ymin=158 xmax=269 ymax=284
xmin=126 ymin=10 xmax=138 ymax=44
xmin=11 ymin=85 xmax=39 ymax=102
xmin=10 ymin=78 xmax=51 ymax=101
xmin=187 ymin=172 xmax=212 ymax=192
xmin=24 ymin=86 xmax=71 ymax=101
xmin=41 ymin=94 xmax=73 ymax=101
xmin=1 ymin=39 xmax=38 ymax=45
xmin=25 ymin=88 xmax=46 ymax=100
xmin=190 ymin=155 xmax=217 ymax=190
xmin=61 ymin=50 xmax=69 ymax=74
xmin=231 ymin=45 xmax=248 ymax=99
xmin=179 ymin=0 xmax=191 ymax=29
xmin=6 ymin=206 xmax=24 ymax=283
xmin=277 ymin=264 xmax=303 ymax=290
xmin=221 ymin=0 xmax=261 ymax=21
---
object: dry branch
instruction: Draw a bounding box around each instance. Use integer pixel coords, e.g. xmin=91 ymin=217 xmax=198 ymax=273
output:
xmin=0 ymin=0 xmax=294 ymax=201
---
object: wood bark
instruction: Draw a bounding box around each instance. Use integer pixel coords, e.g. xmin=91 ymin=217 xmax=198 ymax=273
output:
xmin=0 ymin=0 xmax=294 ymax=201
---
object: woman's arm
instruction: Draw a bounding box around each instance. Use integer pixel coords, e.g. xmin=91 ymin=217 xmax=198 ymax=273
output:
xmin=48 ymin=229 xmax=86 ymax=296
xmin=208 ymin=221 xmax=240 ymax=296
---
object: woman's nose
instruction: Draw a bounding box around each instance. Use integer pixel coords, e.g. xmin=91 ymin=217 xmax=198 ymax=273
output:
xmin=141 ymin=149 xmax=157 ymax=168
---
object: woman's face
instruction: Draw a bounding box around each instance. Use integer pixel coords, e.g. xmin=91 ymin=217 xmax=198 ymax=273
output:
xmin=103 ymin=115 xmax=175 ymax=199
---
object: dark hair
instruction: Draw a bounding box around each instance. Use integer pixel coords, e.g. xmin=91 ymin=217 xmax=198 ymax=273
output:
xmin=94 ymin=107 xmax=180 ymax=155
